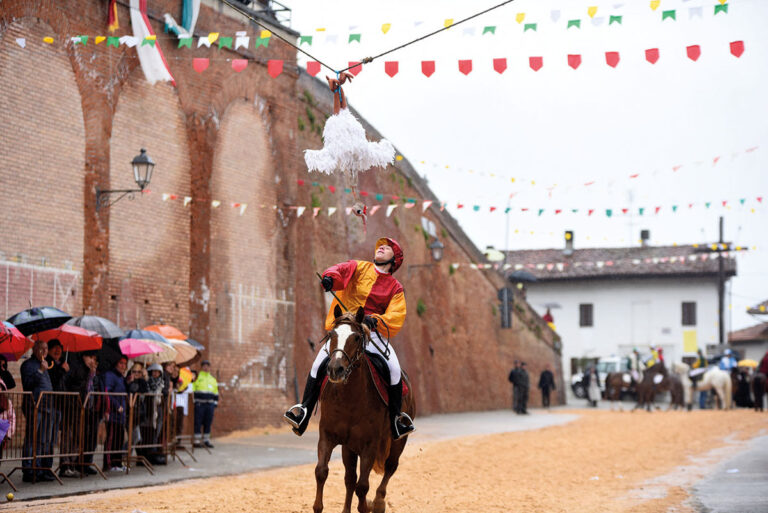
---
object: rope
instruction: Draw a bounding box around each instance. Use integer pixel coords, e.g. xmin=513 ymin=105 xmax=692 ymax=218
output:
xmin=338 ymin=0 xmax=518 ymax=73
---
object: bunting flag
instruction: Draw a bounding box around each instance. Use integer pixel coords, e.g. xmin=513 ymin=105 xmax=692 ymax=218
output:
xmin=385 ymin=61 xmax=399 ymax=77
xmin=530 ymin=56 xmax=543 ymax=72
xmin=605 ymin=51 xmax=620 ymax=68
xmin=458 ymin=59 xmax=472 ymax=75
xmin=130 ymin=0 xmax=175 ymax=85
xmin=267 ymin=59 xmax=283 ymax=78
xmin=306 ymin=61 xmax=321 ymax=76
xmin=493 ymin=58 xmax=507 ymax=74
xmin=422 ymin=60 xmax=435 ymax=77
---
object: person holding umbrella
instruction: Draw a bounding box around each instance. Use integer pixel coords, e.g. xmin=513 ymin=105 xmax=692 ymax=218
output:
xmin=20 ymin=340 xmax=55 ymax=482
xmin=102 ymin=356 xmax=128 ymax=472
xmin=66 ymin=351 xmax=102 ymax=475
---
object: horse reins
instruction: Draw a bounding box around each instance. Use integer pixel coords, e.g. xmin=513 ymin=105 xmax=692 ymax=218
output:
xmin=323 ymin=320 xmax=366 ymax=384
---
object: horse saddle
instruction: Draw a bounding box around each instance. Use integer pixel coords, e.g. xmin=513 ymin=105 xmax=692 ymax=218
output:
xmin=320 ymin=352 xmax=409 ymax=407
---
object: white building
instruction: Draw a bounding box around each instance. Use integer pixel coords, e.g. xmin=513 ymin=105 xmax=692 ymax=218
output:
xmin=505 ymin=232 xmax=737 ymax=379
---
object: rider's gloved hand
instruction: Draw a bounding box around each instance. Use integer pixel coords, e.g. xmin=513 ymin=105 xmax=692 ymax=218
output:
xmin=363 ymin=315 xmax=378 ymax=331
xmin=320 ymin=276 xmax=333 ymax=292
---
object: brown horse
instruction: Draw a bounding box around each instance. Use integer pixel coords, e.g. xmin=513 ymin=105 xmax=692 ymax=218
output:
xmin=605 ymin=372 xmax=634 ymax=411
xmin=314 ymin=306 xmax=415 ymax=513
xmin=633 ymin=363 xmax=668 ymax=412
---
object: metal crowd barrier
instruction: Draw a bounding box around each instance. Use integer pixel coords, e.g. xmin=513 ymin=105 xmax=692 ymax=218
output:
xmin=0 ymin=391 xmax=32 ymax=491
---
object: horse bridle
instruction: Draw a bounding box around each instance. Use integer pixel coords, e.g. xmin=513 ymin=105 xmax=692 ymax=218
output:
xmin=324 ymin=320 xmax=367 ymax=384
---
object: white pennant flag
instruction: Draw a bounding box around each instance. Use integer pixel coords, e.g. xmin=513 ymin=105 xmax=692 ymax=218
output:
xmin=162 ymin=193 xmax=171 ymax=201
xmin=325 ymin=34 xmax=338 ymax=44
xmin=591 ymin=16 xmax=604 ymax=26
xmin=239 ymin=204 xmax=248 ymax=216
xmin=688 ymin=6 xmax=703 ymax=18
xmin=422 ymin=200 xmax=433 ymax=212
xmin=462 ymin=27 xmax=475 ymax=36
xmin=197 ymin=36 xmax=211 ymax=48
xmin=184 ymin=196 xmax=192 ymax=206
xmin=211 ymin=200 xmax=221 ymax=208
xmin=386 ymin=204 xmax=398 ymax=217
xmin=120 ymin=36 xmax=139 ymax=47
xmin=470 ymin=263 xmax=478 ymax=269
xmin=16 ymin=38 xmax=26 ymax=48
xmin=313 ymin=207 xmax=321 ymax=217
xmin=369 ymin=205 xmax=381 ymax=215
xmin=296 ymin=206 xmax=306 ymax=217
xmin=345 ymin=207 xmax=353 ymax=215
xmin=234 ymin=31 xmax=250 ymax=49
xmin=550 ymin=10 xmax=561 ymax=22
xmin=328 ymin=207 xmax=337 ymax=216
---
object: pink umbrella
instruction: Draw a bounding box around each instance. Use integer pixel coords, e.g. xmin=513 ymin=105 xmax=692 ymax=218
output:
xmin=119 ymin=338 xmax=163 ymax=359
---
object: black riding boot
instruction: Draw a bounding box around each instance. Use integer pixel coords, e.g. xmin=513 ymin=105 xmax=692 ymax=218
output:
xmin=284 ymin=374 xmax=322 ymax=436
xmin=388 ymin=380 xmax=415 ymax=440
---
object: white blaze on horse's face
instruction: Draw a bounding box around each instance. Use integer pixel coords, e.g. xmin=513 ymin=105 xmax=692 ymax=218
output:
xmin=328 ymin=323 xmax=355 ymax=383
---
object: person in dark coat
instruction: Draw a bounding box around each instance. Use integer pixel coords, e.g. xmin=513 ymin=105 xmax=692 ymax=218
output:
xmin=20 ymin=340 xmax=55 ymax=482
xmin=0 ymin=355 xmax=16 ymax=390
xmin=65 ymin=351 xmax=102 ymax=475
xmin=518 ymin=362 xmax=530 ymax=414
xmin=508 ymin=361 xmax=521 ymax=413
xmin=538 ymin=366 xmax=556 ymax=408
xmin=102 ymin=356 xmax=128 ymax=472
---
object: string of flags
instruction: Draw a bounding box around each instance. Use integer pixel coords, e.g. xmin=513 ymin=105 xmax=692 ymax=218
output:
xmin=412 ymin=146 xmax=760 ymax=190
xmin=299 ymin=1 xmax=733 ymax=45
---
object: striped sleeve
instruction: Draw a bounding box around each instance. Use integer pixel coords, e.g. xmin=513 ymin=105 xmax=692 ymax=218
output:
xmin=376 ymin=291 xmax=406 ymax=338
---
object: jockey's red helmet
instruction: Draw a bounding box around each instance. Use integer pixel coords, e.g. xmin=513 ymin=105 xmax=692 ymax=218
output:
xmin=375 ymin=237 xmax=404 ymax=273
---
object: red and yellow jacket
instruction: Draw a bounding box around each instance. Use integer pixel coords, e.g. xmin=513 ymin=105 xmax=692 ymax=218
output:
xmin=323 ymin=260 xmax=406 ymax=337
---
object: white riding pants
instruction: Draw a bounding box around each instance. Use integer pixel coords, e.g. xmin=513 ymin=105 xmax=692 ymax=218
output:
xmin=310 ymin=331 xmax=401 ymax=385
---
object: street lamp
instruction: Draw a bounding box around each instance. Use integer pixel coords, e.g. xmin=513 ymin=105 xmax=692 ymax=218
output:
xmin=96 ymin=148 xmax=156 ymax=210
xmin=429 ymin=238 xmax=444 ymax=262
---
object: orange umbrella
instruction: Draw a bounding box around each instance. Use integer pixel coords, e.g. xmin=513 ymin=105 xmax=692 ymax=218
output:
xmin=144 ymin=324 xmax=186 ymax=340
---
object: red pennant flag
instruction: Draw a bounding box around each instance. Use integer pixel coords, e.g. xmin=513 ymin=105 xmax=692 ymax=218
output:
xmin=621 ymin=208 xmax=628 ymax=214
xmin=688 ymin=203 xmax=694 ymax=209
xmin=588 ymin=209 xmax=594 ymax=216
xmin=421 ymin=60 xmax=435 ymax=77
xmin=306 ymin=61 xmax=320 ymax=76
xmin=605 ymin=51 xmax=620 ymax=68
xmin=629 ymin=173 xmax=639 ymax=179
xmin=328 ymin=186 xmax=336 ymax=193
xmin=686 ymin=45 xmax=701 ymax=62
xmin=391 ymin=195 xmax=399 ymax=201
xmin=584 ymin=181 xmax=595 ymax=186
xmin=730 ymin=40 xmax=744 ymax=58
xmin=348 ymin=61 xmax=363 ymax=76
xmin=722 ymin=200 xmax=727 ymax=207
xmin=458 ymin=59 xmax=472 ymax=75
xmin=493 ymin=58 xmax=507 ymax=74
xmin=555 ymin=209 xmax=562 ymax=214
xmin=359 ymin=191 xmax=369 ymax=197
xmin=655 ymin=206 xmax=661 ymax=214
xmin=529 ymin=56 xmax=543 ymax=72
xmin=384 ymin=61 xmax=399 ymax=77
xmin=672 ymin=165 xmax=682 ymax=172
xmin=267 ymin=59 xmax=283 ymax=77
xmin=232 ymin=59 xmax=248 ymax=72
xmin=490 ymin=206 xmax=497 ymax=212
xmin=757 ymin=196 xmax=763 ymax=203
xmin=567 ymin=54 xmax=581 ymax=70
xmin=645 ymin=48 xmax=659 ymax=64
xmin=457 ymin=203 xmax=464 ymax=209
xmin=297 ymin=179 xmax=305 ymax=186
xmin=193 ymin=58 xmax=209 ymax=73
xmin=713 ymin=156 xmax=720 ymax=165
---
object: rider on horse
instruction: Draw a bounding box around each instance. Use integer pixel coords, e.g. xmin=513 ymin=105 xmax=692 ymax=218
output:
xmin=284 ymin=237 xmax=415 ymax=440
xmin=627 ymin=347 xmax=643 ymax=384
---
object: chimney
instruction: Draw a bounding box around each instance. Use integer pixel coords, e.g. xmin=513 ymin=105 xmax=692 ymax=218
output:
xmin=564 ymin=230 xmax=574 ymax=256
xmin=640 ymin=229 xmax=650 ymax=247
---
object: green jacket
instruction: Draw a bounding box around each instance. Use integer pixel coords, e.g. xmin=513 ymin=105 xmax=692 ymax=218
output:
xmin=192 ymin=371 xmax=219 ymax=404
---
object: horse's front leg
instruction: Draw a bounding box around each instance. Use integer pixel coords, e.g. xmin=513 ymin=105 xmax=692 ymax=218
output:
xmin=355 ymin=453 xmax=375 ymax=513
xmin=342 ymin=446 xmax=358 ymax=513
xmin=314 ymin=436 xmax=335 ymax=513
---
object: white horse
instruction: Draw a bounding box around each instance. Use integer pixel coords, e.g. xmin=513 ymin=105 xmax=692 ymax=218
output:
xmin=671 ymin=362 xmax=693 ymax=409
xmin=692 ymin=367 xmax=732 ymax=410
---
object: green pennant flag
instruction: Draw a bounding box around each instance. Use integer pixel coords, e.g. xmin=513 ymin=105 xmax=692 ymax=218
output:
xmin=473 ymin=205 xmax=480 ymax=211
xmin=705 ymin=202 xmax=711 ymax=208
xmin=300 ymin=35 xmax=313 ymax=46
xmin=348 ymin=33 xmax=361 ymax=43
xmin=567 ymin=19 xmax=581 ymax=29
xmin=107 ymin=36 xmax=120 ymax=47
xmin=218 ymin=36 xmax=233 ymax=49
xmin=178 ymin=37 xmax=193 ymax=48
xmin=311 ymin=181 xmax=319 ymax=187
xmin=142 ymin=37 xmax=156 ymax=47
xmin=571 ymin=208 xmax=579 ymax=213
xmin=343 ymin=187 xmax=351 ymax=194
xmin=714 ymin=4 xmax=728 ymax=15
xmin=606 ymin=209 xmax=613 ymax=217
xmin=482 ymin=26 xmax=496 ymax=35
xmin=255 ymin=37 xmax=269 ymax=48
xmin=638 ymin=207 xmax=645 ymax=216
xmin=672 ymin=205 xmax=678 ymax=212
xmin=662 ymin=10 xmax=676 ymax=21
xmin=524 ymin=23 xmax=537 ymax=32
xmin=609 ymin=15 xmax=622 ymax=25
xmin=75 ymin=35 xmax=88 ymax=45
xmin=504 ymin=207 xmax=511 ymax=214
xmin=375 ymin=193 xmax=384 ymax=201
xmin=739 ymin=198 xmax=746 ymax=205
xmin=407 ymin=198 xmax=417 ymax=203
xmin=538 ymin=208 xmax=544 ymax=216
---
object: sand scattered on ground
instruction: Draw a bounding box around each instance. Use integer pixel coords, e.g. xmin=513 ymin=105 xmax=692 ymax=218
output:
xmin=7 ymin=409 xmax=766 ymax=513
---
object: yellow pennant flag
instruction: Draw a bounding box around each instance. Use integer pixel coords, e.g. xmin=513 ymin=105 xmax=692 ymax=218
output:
xmin=95 ymin=36 xmax=106 ymax=44
xmin=588 ymin=6 xmax=598 ymax=18
xmin=260 ymin=30 xmax=271 ymax=38
xmin=650 ymin=0 xmax=660 ymax=11
xmin=381 ymin=23 xmax=391 ymax=34
xmin=43 ymin=36 xmax=54 ymax=44
xmin=207 ymin=32 xmax=219 ymax=44
xmin=315 ymin=27 xmax=326 ymax=32
xmin=718 ymin=0 xmax=727 ymax=3
xmin=395 ymin=155 xmax=403 ymax=161
xmin=516 ymin=13 xmax=525 ymax=23
xmin=444 ymin=18 xmax=454 ymax=28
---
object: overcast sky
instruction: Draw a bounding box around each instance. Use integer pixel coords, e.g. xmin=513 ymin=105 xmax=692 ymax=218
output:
xmin=288 ymin=0 xmax=768 ymax=330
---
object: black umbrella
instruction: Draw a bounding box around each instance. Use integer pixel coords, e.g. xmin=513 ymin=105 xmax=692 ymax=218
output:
xmin=66 ymin=315 xmax=124 ymax=339
xmin=96 ymin=337 xmax=124 ymax=372
xmin=6 ymin=306 xmax=72 ymax=336
xmin=185 ymin=337 xmax=205 ymax=351
xmin=507 ymin=270 xmax=538 ymax=283
xmin=122 ymin=329 xmax=168 ymax=343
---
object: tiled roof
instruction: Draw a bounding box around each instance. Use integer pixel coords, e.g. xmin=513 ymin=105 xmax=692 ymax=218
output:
xmin=729 ymin=322 xmax=768 ymax=343
xmin=503 ymin=244 xmax=737 ymax=282
xmin=747 ymin=299 xmax=768 ymax=315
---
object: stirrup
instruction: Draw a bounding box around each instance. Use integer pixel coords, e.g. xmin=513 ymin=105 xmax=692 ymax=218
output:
xmin=393 ymin=412 xmax=415 ymax=440
xmin=283 ymin=404 xmax=307 ymax=430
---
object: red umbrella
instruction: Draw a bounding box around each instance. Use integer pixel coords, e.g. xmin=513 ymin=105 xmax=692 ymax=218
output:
xmin=0 ymin=321 xmax=32 ymax=361
xmin=119 ymin=338 xmax=163 ymax=359
xmin=144 ymin=324 xmax=187 ymax=340
xmin=34 ymin=324 xmax=103 ymax=353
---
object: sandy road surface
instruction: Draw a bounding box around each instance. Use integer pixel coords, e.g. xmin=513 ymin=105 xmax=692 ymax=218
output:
xmin=5 ymin=410 xmax=766 ymax=513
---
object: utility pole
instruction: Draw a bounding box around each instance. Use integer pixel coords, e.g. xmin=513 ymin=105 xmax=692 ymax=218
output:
xmin=718 ymin=216 xmax=725 ymax=346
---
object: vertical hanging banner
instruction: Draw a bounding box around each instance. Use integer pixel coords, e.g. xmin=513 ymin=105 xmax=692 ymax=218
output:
xmin=421 ymin=60 xmax=435 ymax=77
xmin=130 ymin=0 xmax=175 ymax=85
xmin=108 ymin=0 xmax=119 ymax=31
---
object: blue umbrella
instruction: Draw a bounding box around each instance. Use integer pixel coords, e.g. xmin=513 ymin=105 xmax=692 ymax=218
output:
xmin=6 ymin=306 xmax=72 ymax=336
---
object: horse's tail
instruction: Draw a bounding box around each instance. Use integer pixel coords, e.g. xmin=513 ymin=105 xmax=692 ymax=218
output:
xmin=373 ymin=434 xmax=391 ymax=475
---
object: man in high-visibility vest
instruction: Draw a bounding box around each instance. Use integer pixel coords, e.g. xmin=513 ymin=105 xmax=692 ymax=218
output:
xmin=192 ymin=360 xmax=219 ymax=448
